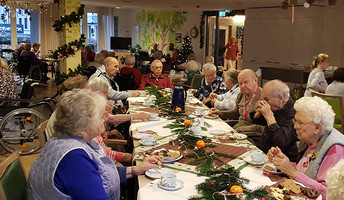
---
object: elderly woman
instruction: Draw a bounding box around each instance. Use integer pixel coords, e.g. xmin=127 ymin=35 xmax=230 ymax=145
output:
xmin=325 ymin=159 xmax=344 ymax=200
xmin=28 ymin=89 xmax=162 ymax=199
xmin=325 ymin=67 xmax=344 ymax=96
xmin=304 ymin=53 xmax=330 ymax=97
xmin=268 ymin=96 xmax=344 ymax=198
xmin=190 ymin=63 xmax=228 ymax=105
xmin=184 ymin=60 xmax=201 ymax=86
xmin=209 ymin=69 xmax=240 ymax=110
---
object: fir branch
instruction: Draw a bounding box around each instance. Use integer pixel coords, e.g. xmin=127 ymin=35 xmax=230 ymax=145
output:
xmin=52 ymin=5 xmax=85 ymax=32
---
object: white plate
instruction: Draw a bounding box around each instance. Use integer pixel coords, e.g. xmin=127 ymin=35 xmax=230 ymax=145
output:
xmin=263 ymin=163 xmax=283 ymax=174
xmin=152 ymin=148 xmax=183 ymax=163
xmin=158 ymin=179 xmax=184 ymax=191
xmin=210 ymin=129 xmax=226 ymax=136
xmin=244 ymin=157 xmax=266 ymax=166
xmin=229 ymin=133 xmax=248 ymax=140
xmin=204 ymin=114 xmax=219 ymax=119
xmin=139 ymin=140 xmax=157 ymax=146
xmin=145 ymin=168 xmax=172 ymax=179
xmin=133 ymin=133 xmax=148 ymax=140
xmin=131 ymin=101 xmax=144 ymax=105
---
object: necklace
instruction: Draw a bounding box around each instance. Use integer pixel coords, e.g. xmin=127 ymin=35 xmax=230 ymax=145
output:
xmin=243 ymin=86 xmax=259 ymax=120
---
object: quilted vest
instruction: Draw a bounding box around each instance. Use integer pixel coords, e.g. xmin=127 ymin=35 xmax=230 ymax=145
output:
xmin=27 ymin=136 xmax=120 ymax=200
xmin=305 ymin=128 xmax=344 ymax=179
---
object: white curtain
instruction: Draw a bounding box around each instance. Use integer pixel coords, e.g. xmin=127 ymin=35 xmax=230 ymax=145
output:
xmin=40 ymin=3 xmax=59 ymax=56
xmin=97 ymin=7 xmax=114 ymax=52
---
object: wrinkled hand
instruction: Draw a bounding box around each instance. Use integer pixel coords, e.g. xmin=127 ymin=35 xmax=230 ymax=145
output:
xmin=209 ymin=93 xmax=217 ymax=99
xmin=211 ymin=108 xmax=221 ymax=115
xmin=131 ymin=91 xmax=140 ymax=97
xmin=106 ymin=100 xmax=115 ymax=113
xmin=132 ymin=113 xmax=150 ymax=121
xmin=267 ymin=147 xmax=284 ymax=162
xmin=202 ymin=98 xmax=211 ymax=105
xmin=135 ymin=155 xmax=163 ymax=175
xmin=255 ymin=100 xmax=272 ymax=117
xmin=210 ymin=99 xmax=216 ymax=106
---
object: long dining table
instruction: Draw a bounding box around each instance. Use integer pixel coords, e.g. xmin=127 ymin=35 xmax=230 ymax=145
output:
xmin=126 ymin=93 xmax=281 ymax=200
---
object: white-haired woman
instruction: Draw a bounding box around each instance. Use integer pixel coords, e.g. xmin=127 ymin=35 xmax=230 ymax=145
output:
xmin=190 ymin=63 xmax=228 ymax=106
xmin=183 ymin=60 xmax=201 ymax=86
xmin=325 ymin=159 xmax=344 ymax=200
xmin=28 ymin=89 xmax=162 ymax=200
xmin=268 ymin=96 xmax=344 ymax=199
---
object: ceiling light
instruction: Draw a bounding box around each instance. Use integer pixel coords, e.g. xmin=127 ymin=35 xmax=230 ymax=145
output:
xmin=304 ymin=2 xmax=310 ymax=8
xmin=115 ymin=6 xmax=122 ymax=9
xmin=233 ymin=15 xmax=245 ymax=23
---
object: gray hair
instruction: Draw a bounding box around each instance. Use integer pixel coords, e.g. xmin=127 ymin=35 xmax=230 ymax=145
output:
xmin=54 ymin=89 xmax=107 ymax=139
xmin=187 ymin=60 xmax=199 ymax=72
xmin=204 ymin=56 xmax=214 ymax=64
xmin=125 ymin=54 xmax=136 ymax=66
xmin=326 ymin=159 xmax=344 ymax=200
xmin=294 ymin=96 xmax=335 ymax=132
xmin=224 ymin=69 xmax=238 ymax=84
xmin=89 ymin=77 xmax=110 ymax=92
xmin=94 ymin=53 xmax=106 ymax=64
xmin=263 ymin=79 xmax=290 ymax=100
xmin=202 ymin=63 xmax=217 ymax=73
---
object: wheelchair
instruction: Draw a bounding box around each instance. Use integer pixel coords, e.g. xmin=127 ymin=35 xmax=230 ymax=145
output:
xmin=0 ymin=79 xmax=57 ymax=155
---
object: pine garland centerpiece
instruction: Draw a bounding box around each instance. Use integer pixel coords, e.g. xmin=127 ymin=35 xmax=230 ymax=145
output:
xmin=53 ymin=4 xmax=85 ymax=32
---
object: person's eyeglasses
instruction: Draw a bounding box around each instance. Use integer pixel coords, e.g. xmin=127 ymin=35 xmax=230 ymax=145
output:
xmin=292 ymin=118 xmax=314 ymax=129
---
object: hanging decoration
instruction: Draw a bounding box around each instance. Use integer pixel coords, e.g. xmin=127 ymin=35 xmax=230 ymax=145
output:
xmin=0 ymin=1 xmax=54 ymax=17
xmin=188 ymin=166 xmax=277 ymax=200
xmin=199 ymin=13 xmax=205 ymax=49
xmin=52 ymin=4 xmax=85 ymax=32
xmin=55 ymin=63 xmax=88 ymax=85
xmin=49 ymin=34 xmax=86 ymax=60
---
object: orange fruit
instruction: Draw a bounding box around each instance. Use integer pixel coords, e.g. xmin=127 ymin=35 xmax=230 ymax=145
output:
xmin=158 ymin=90 xmax=163 ymax=93
xmin=163 ymin=94 xmax=167 ymax=98
xmin=26 ymin=116 xmax=32 ymax=121
xmin=22 ymin=144 xmax=28 ymax=148
xmin=230 ymin=185 xmax=243 ymax=193
xmin=196 ymin=140 xmax=206 ymax=149
xmin=175 ymin=107 xmax=182 ymax=112
xmin=184 ymin=120 xmax=191 ymax=126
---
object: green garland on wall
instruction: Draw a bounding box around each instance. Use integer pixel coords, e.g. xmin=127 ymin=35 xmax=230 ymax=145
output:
xmin=50 ymin=34 xmax=86 ymax=59
xmin=55 ymin=63 xmax=88 ymax=85
xmin=52 ymin=4 xmax=85 ymax=32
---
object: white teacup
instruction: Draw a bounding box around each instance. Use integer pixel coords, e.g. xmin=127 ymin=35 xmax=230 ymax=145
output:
xmin=161 ymin=172 xmax=177 ymax=188
xmin=251 ymin=151 xmax=265 ymax=163
xmin=169 ymin=70 xmax=176 ymax=76
xmin=191 ymin=126 xmax=202 ymax=135
xmin=139 ymin=91 xmax=146 ymax=97
xmin=141 ymin=134 xmax=155 ymax=145
xmin=149 ymin=113 xmax=158 ymax=119
xmin=143 ymin=98 xmax=152 ymax=106
xmin=195 ymin=108 xmax=205 ymax=116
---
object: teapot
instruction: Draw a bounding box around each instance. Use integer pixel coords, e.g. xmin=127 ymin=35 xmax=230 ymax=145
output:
xmin=171 ymin=86 xmax=186 ymax=111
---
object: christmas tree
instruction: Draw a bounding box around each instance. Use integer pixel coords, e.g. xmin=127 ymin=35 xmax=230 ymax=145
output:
xmin=179 ymin=35 xmax=194 ymax=63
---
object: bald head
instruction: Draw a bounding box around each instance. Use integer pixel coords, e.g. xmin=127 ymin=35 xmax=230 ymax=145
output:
xmin=238 ymin=69 xmax=258 ymax=95
xmin=151 ymin=60 xmax=163 ymax=76
xmin=263 ymin=80 xmax=290 ymax=100
xmin=104 ymin=57 xmax=120 ymax=77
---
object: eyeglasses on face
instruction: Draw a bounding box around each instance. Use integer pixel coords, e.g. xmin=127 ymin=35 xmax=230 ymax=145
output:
xmin=292 ymin=118 xmax=314 ymax=129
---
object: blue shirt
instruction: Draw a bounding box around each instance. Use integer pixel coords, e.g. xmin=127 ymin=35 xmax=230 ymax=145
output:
xmin=54 ymin=149 xmax=127 ymax=200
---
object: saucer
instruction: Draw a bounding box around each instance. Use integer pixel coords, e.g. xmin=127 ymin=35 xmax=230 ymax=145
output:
xmin=204 ymin=114 xmax=219 ymax=119
xmin=229 ymin=133 xmax=248 ymax=140
xmin=210 ymin=129 xmax=226 ymax=136
xmin=244 ymin=158 xmax=266 ymax=166
xmin=139 ymin=140 xmax=157 ymax=146
xmin=145 ymin=168 xmax=172 ymax=179
xmin=263 ymin=163 xmax=283 ymax=174
xmin=133 ymin=133 xmax=148 ymax=140
xmin=149 ymin=117 xmax=160 ymax=121
xmin=158 ymin=179 xmax=184 ymax=191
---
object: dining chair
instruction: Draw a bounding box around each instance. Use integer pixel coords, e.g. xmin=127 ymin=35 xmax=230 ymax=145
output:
xmin=190 ymin=74 xmax=204 ymax=89
xmin=0 ymin=151 xmax=27 ymax=200
xmin=311 ymin=92 xmax=344 ymax=134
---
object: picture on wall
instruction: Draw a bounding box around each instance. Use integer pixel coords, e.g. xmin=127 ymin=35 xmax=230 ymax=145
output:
xmin=175 ymin=33 xmax=182 ymax=43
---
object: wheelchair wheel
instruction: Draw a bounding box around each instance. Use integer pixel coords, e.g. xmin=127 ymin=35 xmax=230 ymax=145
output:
xmin=0 ymin=108 xmax=46 ymax=155
xmin=28 ymin=65 xmax=42 ymax=82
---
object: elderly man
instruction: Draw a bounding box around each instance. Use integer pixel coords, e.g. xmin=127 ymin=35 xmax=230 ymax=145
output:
xmin=89 ymin=57 xmax=139 ymax=102
xmin=120 ymin=54 xmax=142 ymax=85
xmin=250 ymin=80 xmax=298 ymax=162
xmin=138 ymin=59 xmax=174 ymax=90
xmin=212 ymin=69 xmax=263 ymax=135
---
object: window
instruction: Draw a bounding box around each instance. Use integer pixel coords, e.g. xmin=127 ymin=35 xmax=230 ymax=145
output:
xmin=0 ymin=6 xmax=11 ymax=49
xmin=19 ymin=18 xmax=22 ymax=25
xmin=16 ymin=9 xmax=31 ymax=46
xmin=87 ymin=12 xmax=98 ymax=52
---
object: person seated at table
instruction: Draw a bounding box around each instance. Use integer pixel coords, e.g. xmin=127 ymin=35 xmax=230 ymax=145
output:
xmin=120 ymin=54 xmax=143 ymax=85
xmin=150 ymin=43 xmax=161 ymax=56
xmin=184 ymin=60 xmax=201 ymax=86
xmin=325 ymin=159 xmax=344 ymax=200
xmin=0 ymin=58 xmax=18 ymax=105
xmin=304 ymin=53 xmax=330 ymax=97
xmin=267 ymin=96 xmax=344 ymax=199
xmin=139 ymin=59 xmax=174 ymax=90
xmin=325 ymin=67 xmax=344 ymax=96
xmin=31 ymin=42 xmax=41 ymax=57
xmin=88 ymin=53 xmax=106 ymax=68
xmin=204 ymin=55 xmax=214 ymax=64
xmin=211 ymin=69 xmax=263 ymax=136
xmin=152 ymin=51 xmax=167 ymax=72
xmin=28 ymin=89 xmax=162 ymax=200
xmin=20 ymin=43 xmax=48 ymax=81
xmin=250 ymin=80 xmax=298 ymax=162
xmin=100 ymin=49 xmax=109 ymax=58
xmin=209 ymin=69 xmax=240 ymax=110
xmin=13 ymin=43 xmax=25 ymax=62
xmin=85 ymin=45 xmax=96 ymax=62
xmin=89 ymin=57 xmax=140 ymax=104
xmin=177 ymin=54 xmax=201 ymax=71
xmin=89 ymin=77 xmax=150 ymax=163
xmin=190 ymin=63 xmax=228 ymax=106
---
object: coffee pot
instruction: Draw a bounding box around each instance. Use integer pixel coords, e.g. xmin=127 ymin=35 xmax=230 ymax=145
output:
xmin=171 ymin=86 xmax=186 ymax=111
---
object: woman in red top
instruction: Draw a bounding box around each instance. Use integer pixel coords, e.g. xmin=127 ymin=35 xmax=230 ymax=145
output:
xmin=224 ymin=36 xmax=239 ymax=70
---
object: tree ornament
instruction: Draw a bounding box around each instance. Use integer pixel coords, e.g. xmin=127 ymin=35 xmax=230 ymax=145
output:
xmin=210 ymin=181 xmax=215 ymax=186
xmin=184 ymin=120 xmax=191 ymax=126
xmin=65 ymin=49 xmax=69 ymax=53
xmin=196 ymin=140 xmax=206 ymax=149
xmin=230 ymin=185 xmax=243 ymax=193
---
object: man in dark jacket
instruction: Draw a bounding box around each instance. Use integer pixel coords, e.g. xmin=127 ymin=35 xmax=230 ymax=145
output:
xmin=250 ymin=79 xmax=299 ymax=162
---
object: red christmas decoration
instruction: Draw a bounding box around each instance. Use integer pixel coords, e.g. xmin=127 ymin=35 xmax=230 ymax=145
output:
xmin=261 ymin=198 xmax=266 ymax=200
xmin=210 ymin=182 xmax=215 ymax=186
xmin=65 ymin=49 xmax=69 ymax=53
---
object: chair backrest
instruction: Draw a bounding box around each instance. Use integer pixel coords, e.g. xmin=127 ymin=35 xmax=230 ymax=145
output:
xmin=191 ymin=74 xmax=204 ymax=89
xmin=83 ymin=66 xmax=97 ymax=78
xmin=37 ymin=120 xmax=49 ymax=147
xmin=0 ymin=151 xmax=27 ymax=200
xmin=311 ymin=92 xmax=344 ymax=133
xmin=17 ymin=56 xmax=33 ymax=76
xmin=115 ymin=72 xmax=138 ymax=91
